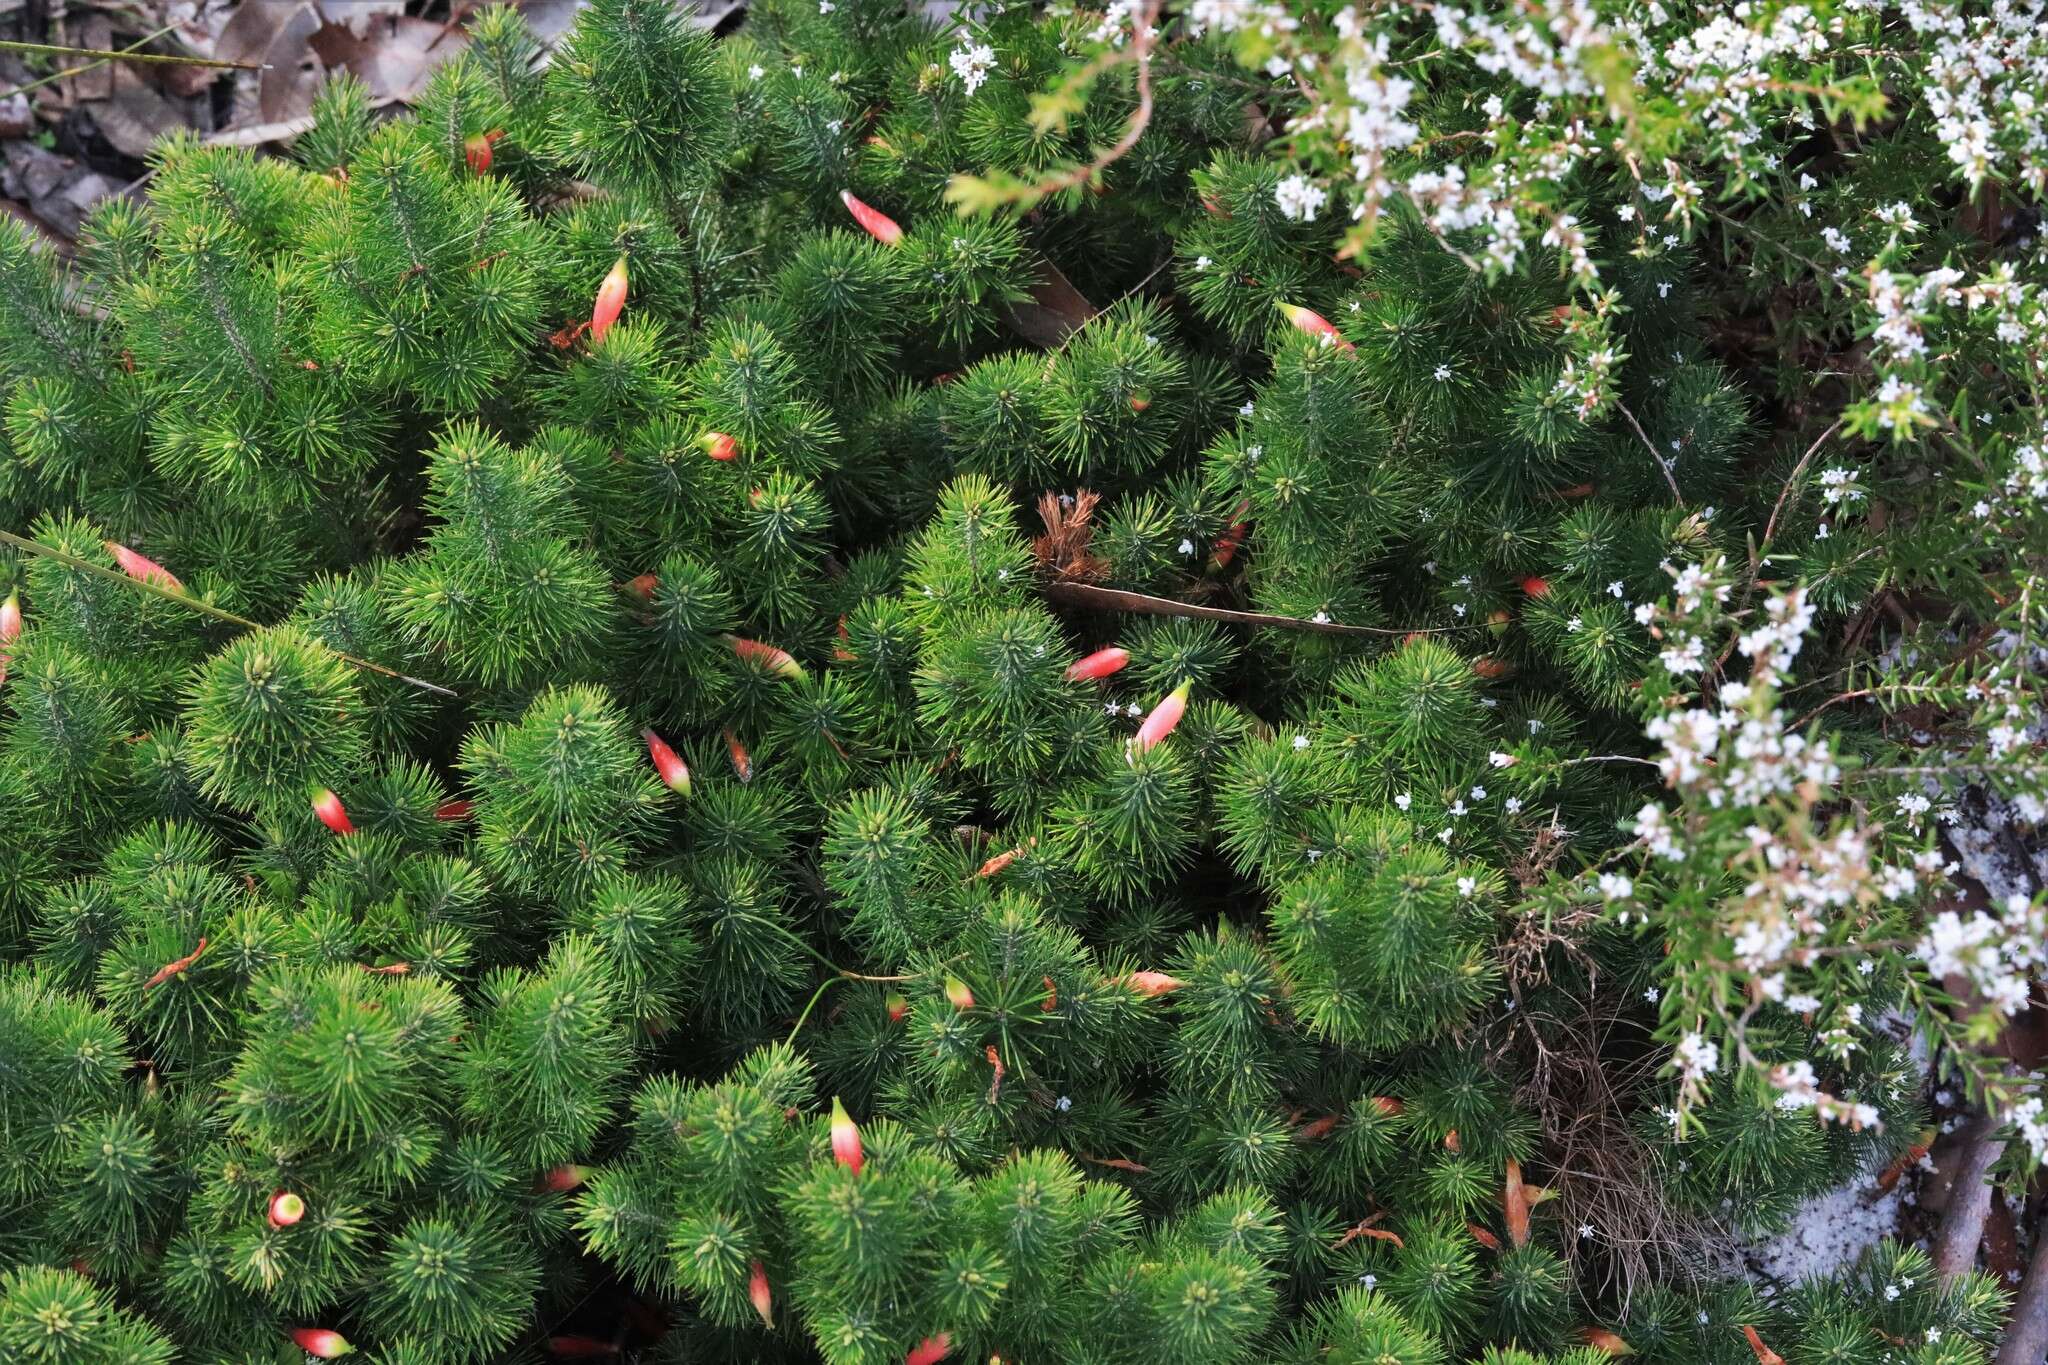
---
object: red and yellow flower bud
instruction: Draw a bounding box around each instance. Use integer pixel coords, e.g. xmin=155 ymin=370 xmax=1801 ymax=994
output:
xmin=748 ymin=1259 xmax=774 ymax=1328
xmin=106 ymin=541 xmax=182 ymax=591
xmin=829 ymin=1097 xmax=864 ymax=1174
xmin=464 ymin=129 xmax=503 ymax=174
xmin=642 ymin=728 xmax=691 ymax=796
xmin=268 ymin=1191 xmax=305 ymax=1227
xmin=1132 ymin=680 xmax=1192 ymax=752
xmin=591 ymin=256 xmax=629 ymax=343
xmin=701 ymin=431 xmax=739 ymax=462
xmin=905 ymin=1334 xmax=954 ymax=1365
xmin=728 ymin=635 xmax=805 ymax=680
xmin=724 ymin=730 xmax=754 ymax=783
xmin=539 ymin=1164 xmax=593 ymax=1193
xmin=291 ymin=1328 xmax=356 ymax=1358
xmin=943 ymin=976 xmax=975 ymax=1011
xmin=311 ymin=789 xmax=354 ymax=836
xmin=1276 ymin=301 xmax=1355 ymax=352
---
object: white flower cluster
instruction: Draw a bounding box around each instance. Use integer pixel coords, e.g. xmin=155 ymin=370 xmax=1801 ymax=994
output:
xmin=2010 ymin=1095 xmax=2048 ymax=1164
xmin=948 ymin=43 xmax=996 ymax=96
xmin=1273 ymin=174 xmax=1329 ymax=222
xmin=1900 ymin=0 xmax=2048 ymax=192
xmin=1916 ymin=892 xmax=2046 ymax=1017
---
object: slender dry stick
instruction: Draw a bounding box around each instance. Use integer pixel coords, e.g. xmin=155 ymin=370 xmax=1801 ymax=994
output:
xmin=1614 ymin=400 xmax=1685 ymax=503
xmin=1934 ymin=1106 xmax=2008 ymax=1282
xmin=1043 ymin=579 xmax=1471 ymax=637
xmin=1995 ymin=1222 xmax=2048 ymax=1365
xmin=0 ymin=528 xmax=456 ymax=698
xmin=0 ymin=29 xmax=264 ymax=100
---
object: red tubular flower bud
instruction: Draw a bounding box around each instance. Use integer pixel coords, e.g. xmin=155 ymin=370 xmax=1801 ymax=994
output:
xmin=829 ymin=1096 xmax=864 ymax=1174
xmin=106 ymin=541 xmax=183 ymax=591
xmin=727 ymin=635 xmax=805 ymax=681
xmin=884 ymin=993 xmax=909 ymax=1023
xmin=1210 ymin=501 xmax=1252 ymax=570
xmin=268 ymin=1191 xmax=305 ymax=1227
xmin=547 ymin=1336 xmax=620 ymax=1357
xmin=1276 ymin=301 xmax=1355 ymax=353
xmin=434 ymin=799 xmax=474 ymax=822
xmin=464 ymin=130 xmax=503 ymax=174
xmin=0 ymin=592 xmax=19 ymax=646
xmin=944 ymin=976 xmax=975 ymax=1011
xmin=311 ymin=788 xmax=354 ymax=836
xmin=1520 ymin=575 xmax=1552 ymax=598
xmin=641 ymin=728 xmax=691 ymax=796
xmin=538 ymin=1164 xmax=593 ymax=1193
xmin=1132 ymin=680 xmax=1192 ymax=752
xmin=748 ymin=1259 xmax=774 ymax=1328
xmin=724 ymin=730 xmax=754 ymax=783
xmin=291 ymin=1328 xmax=356 ymax=1358
xmin=591 ymin=256 xmax=629 ymax=343
xmin=906 ymin=1334 xmax=954 ymax=1365
xmin=701 ymin=431 xmax=739 ymax=462
xmin=839 ymin=189 xmax=904 ymax=246
xmin=621 ymin=572 xmax=659 ymax=602
xmin=1064 ymin=646 xmax=1129 ymax=682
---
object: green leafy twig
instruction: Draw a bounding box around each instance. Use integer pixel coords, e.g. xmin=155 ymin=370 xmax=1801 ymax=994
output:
xmin=0 ymin=527 xmax=456 ymax=698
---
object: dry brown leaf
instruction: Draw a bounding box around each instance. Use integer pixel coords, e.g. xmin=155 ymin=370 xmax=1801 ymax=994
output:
xmin=1504 ymin=1158 xmax=1532 ymax=1249
xmin=308 ymin=15 xmax=469 ymax=107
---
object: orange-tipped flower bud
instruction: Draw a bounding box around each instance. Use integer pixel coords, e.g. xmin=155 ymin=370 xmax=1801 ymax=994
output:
xmin=840 ymin=189 xmax=904 ymax=246
xmin=701 ymin=431 xmax=739 ymax=462
xmin=311 ymin=788 xmax=354 ymax=836
xmin=1064 ymin=647 xmax=1129 ymax=682
xmin=1210 ymin=501 xmax=1252 ymax=570
xmin=884 ymin=993 xmax=909 ymax=1023
xmin=621 ymin=572 xmax=659 ymax=602
xmin=1520 ymin=575 xmax=1552 ymax=598
xmin=748 ymin=1259 xmax=774 ymax=1329
xmin=829 ymin=1096 xmax=864 ymax=1174
xmin=944 ymin=976 xmax=975 ymax=1011
xmin=905 ymin=1335 xmax=954 ymax=1365
xmin=642 ymin=729 xmax=691 ymax=795
xmin=591 ymin=256 xmax=629 ymax=343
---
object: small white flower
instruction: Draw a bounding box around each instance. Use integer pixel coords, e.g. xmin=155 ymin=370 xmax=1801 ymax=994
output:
xmin=1644 ymin=987 xmax=1660 ymax=1002
xmin=1194 ymin=255 xmax=1212 ymax=271
xmin=1489 ymin=752 xmax=1515 ymax=768
xmin=1566 ymin=616 xmax=1583 ymax=632
xmin=818 ymin=0 xmax=833 ymax=12
xmin=1125 ymin=702 xmax=1143 ymax=717
xmin=1433 ymin=363 xmax=1453 ymax=381
xmin=1178 ymin=538 xmax=1195 ymax=556
xmin=1469 ymin=786 xmax=1486 ymax=801
xmin=747 ymin=63 xmax=765 ymax=80
xmin=1884 ymin=1284 xmax=1899 ymax=1301
xmin=1504 ymin=797 xmax=1522 ymax=813
xmin=1292 ymin=734 xmax=1310 ymax=751
xmin=1358 ymin=1273 xmax=1378 ymax=1289
xmin=1926 ymin=1328 xmax=1941 ymax=1343
xmin=1597 ymin=872 xmax=1634 ymax=901
xmin=1056 ymin=1095 xmax=1072 ymax=1112
xmin=1458 ymin=875 xmax=1477 ymax=897
xmin=1394 ymin=792 xmax=1412 ymax=811
xmin=1310 ymin=610 xmax=1331 ymax=624
xmin=1239 ymin=402 xmax=1255 ymax=417
xmin=1607 ymin=580 xmax=1626 ymax=598
xmin=1578 ymin=1223 xmax=1595 ymax=1240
